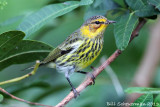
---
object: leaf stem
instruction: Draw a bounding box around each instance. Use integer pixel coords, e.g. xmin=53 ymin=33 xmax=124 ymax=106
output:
xmin=0 ymin=60 xmax=40 ymax=85
xmin=0 ymin=87 xmax=54 ymax=107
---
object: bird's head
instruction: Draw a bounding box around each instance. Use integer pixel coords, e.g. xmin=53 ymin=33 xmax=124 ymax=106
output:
xmin=80 ymin=15 xmax=116 ymax=38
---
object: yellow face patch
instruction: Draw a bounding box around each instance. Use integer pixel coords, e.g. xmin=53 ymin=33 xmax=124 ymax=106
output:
xmin=80 ymin=18 xmax=108 ymax=38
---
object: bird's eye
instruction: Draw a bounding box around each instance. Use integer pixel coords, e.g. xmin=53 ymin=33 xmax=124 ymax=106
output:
xmin=95 ymin=21 xmax=100 ymax=24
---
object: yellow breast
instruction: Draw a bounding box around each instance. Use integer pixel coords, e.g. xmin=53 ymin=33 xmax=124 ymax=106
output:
xmin=76 ymin=37 xmax=103 ymax=70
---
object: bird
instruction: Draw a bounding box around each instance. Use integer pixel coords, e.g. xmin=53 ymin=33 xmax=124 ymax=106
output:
xmin=25 ymin=15 xmax=115 ymax=98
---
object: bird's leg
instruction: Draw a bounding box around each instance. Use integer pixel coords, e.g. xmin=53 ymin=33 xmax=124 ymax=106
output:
xmin=77 ymin=71 xmax=95 ymax=85
xmin=91 ymin=66 xmax=96 ymax=71
xmin=65 ymin=72 xmax=79 ymax=98
xmin=77 ymin=71 xmax=87 ymax=74
xmin=0 ymin=60 xmax=40 ymax=86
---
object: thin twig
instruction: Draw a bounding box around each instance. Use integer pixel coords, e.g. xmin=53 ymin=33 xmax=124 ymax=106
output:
xmin=0 ymin=87 xmax=54 ymax=107
xmin=0 ymin=61 xmax=55 ymax=107
xmin=129 ymin=18 xmax=147 ymax=42
xmin=55 ymin=19 xmax=147 ymax=107
xmin=0 ymin=60 xmax=40 ymax=85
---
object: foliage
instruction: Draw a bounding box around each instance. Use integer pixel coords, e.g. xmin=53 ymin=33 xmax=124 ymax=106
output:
xmin=114 ymin=12 xmax=138 ymax=50
xmin=125 ymin=87 xmax=160 ymax=94
xmin=0 ymin=31 xmax=53 ymax=71
xmin=126 ymin=87 xmax=160 ymax=106
xmin=148 ymin=0 xmax=160 ymax=11
xmin=18 ymin=0 xmax=94 ymax=38
xmin=0 ymin=94 xmax=3 ymax=102
xmin=154 ymin=94 xmax=160 ymax=107
xmin=84 ymin=0 xmax=119 ymax=20
xmin=131 ymin=94 xmax=153 ymax=107
xmin=0 ymin=0 xmax=160 ymax=107
xmin=126 ymin=0 xmax=159 ymax=17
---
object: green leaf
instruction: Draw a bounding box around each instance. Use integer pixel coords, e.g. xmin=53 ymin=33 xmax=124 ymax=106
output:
xmin=131 ymin=94 xmax=153 ymax=107
xmin=93 ymin=0 xmax=103 ymax=7
xmin=0 ymin=94 xmax=3 ymax=102
xmin=79 ymin=0 xmax=93 ymax=5
xmin=148 ymin=0 xmax=160 ymax=11
xmin=154 ymin=94 xmax=160 ymax=107
xmin=113 ymin=0 xmax=127 ymax=8
xmin=126 ymin=0 xmax=145 ymax=10
xmin=84 ymin=0 xmax=119 ymax=20
xmin=114 ymin=12 xmax=138 ymax=50
xmin=125 ymin=87 xmax=160 ymax=94
xmin=0 ymin=31 xmax=53 ymax=71
xmin=0 ymin=31 xmax=24 ymax=60
xmin=126 ymin=0 xmax=159 ymax=17
xmin=17 ymin=0 xmax=93 ymax=38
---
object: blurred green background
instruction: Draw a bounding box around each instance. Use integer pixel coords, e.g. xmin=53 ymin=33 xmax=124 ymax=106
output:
xmin=0 ymin=0 xmax=159 ymax=107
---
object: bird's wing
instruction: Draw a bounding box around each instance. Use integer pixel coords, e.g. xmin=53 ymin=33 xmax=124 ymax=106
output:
xmin=22 ymin=47 xmax=68 ymax=71
xmin=41 ymin=47 xmax=68 ymax=64
xmin=41 ymin=31 xmax=83 ymax=64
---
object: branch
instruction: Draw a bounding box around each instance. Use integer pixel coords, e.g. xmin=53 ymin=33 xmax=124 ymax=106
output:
xmin=55 ymin=18 xmax=147 ymax=107
xmin=0 ymin=87 xmax=54 ymax=107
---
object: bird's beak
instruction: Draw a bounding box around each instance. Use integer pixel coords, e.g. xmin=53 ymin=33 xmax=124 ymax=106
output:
xmin=105 ymin=20 xmax=116 ymax=24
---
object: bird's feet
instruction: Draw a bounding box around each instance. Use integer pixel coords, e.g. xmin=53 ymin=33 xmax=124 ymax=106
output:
xmin=87 ymin=72 xmax=96 ymax=85
xmin=77 ymin=70 xmax=96 ymax=85
xmin=91 ymin=66 xmax=96 ymax=71
xmin=71 ymin=88 xmax=80 ymax=98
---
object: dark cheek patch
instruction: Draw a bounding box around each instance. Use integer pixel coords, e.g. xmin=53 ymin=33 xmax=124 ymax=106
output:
xmin=89 ymin=24 xmax=101 ymax=32
xmin=93 ymin=24 xmax=101 ymax=29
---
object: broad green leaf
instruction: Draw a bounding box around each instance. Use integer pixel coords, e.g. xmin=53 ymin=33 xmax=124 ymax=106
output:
xmin=148 ymin=0 xmax=160 ymax=11
xmin=126 ymin=0 xmax=159 ymax=17
xmin=154 ymin=94 xmax=160 ymax=107
xmin=125 ymin=87 xmax=160 ymax=94
xmin=79 ymin=0 xmax=93 ymax=5
xmin=131 ymin=94 xmax=153 ymax=107
xmin=0 ymin=31 xmax=53 ymax=71
xmin=126 ymin=0 xmax=144 ymax=10
xmin=113 ymin=0 xmax=127 ymax=8
xmin=93 ymin=0 xmax=103 ymax=7
xmin=0 ymin=31 xmax=24 ymax=60
xmin=84 ymin=0 xmax=119 ymax=20
xmin=114 ymin=12 xmax=138 ymax=50
xmin=17 ymin=0 xmax=93 ymax=38
xmin=0 ymin=94 xmax=3 ymax=102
